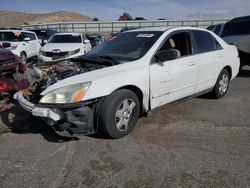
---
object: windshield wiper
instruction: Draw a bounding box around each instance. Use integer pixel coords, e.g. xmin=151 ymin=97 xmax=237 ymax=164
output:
xmin=78 ymin=55 xmax=119 ymax=66
xmin=97 ymin=55 xmax=120 ymax=65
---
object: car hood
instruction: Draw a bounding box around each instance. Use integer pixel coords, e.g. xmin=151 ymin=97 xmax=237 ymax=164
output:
xmin=41 ymin=43 xmax=83 ymax=52
xmin=0 ymin=48 xmax=15 ymax=61
xmin=40 ymin=59 xmax=143 ymax=97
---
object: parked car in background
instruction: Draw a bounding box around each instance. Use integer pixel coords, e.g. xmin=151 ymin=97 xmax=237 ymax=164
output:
xmin=0 ymin=30 xmax=41 ymax=64
xmin=107 ymin=27 xmax=139 ymax=40
xmin=221 ymin=16 xmax=250 ymax=70
xmin=28 ymin=28 xmax=57 ymax=46
xmin=207 ymin=23 xmax=224 ymax=36
xmin=86 ymin=34 xmax=103 ymax=48
xmin=135 ymin=17 xmax=146 ymax=20
xmin=16 ymin=27 xmax=239 ymax=138
xmin=38 ymin=33 xmax=91 ymax=63
xmin=120 ymin=27 xmax=139 ymax=32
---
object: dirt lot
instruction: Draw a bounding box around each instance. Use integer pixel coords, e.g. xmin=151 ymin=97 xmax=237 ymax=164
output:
xmin=0 ymin=67 xmax=250 ymax=188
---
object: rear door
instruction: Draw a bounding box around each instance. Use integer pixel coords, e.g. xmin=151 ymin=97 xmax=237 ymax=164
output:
xmin=191 ymin=30 xmax=225 ymax=92
xmin=27 ymin=32 xmax=40 ymax=57
xmin=20 ymin=32 xmax=32 ymax=58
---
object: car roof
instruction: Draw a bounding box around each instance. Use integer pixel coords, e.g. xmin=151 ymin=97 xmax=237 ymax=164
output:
xmin=126 ymin=26 xmax=207 ymax=32
xmin=53 ymin=32 xmax=82 ymax=35
xmin=126 ymin=27 xmax=174 ymax=32
xmin=230 ymin=15 xmax=250 ymax=22
xmin=0 ymin=30 xmax=36 ymax=34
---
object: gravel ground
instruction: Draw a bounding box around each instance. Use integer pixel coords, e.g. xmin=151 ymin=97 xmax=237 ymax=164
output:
xmin=0 ymin=67 xmax=250 ymax=188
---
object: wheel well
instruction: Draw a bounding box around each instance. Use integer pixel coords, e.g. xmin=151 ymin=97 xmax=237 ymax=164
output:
xmin=115 ymin=85 xmax=144 ymax=115
xmin=223 ymin=66 xmax=232 ymax=79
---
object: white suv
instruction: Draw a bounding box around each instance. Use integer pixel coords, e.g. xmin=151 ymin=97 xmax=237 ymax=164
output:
xmin=0 ymin=30 xmax=41 ymax=64
xmin=38 ymin=33 xmax=92 ymax=63
xmin=16 ymin=27 xmax=240 ymax=138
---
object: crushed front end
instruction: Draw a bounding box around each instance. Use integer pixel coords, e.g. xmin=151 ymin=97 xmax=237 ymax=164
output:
xmin=15 ymin=59 xmax=111 ymax=137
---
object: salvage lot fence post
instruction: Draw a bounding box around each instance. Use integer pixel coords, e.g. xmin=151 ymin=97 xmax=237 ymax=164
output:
xmin=22 ymin=19 xmax=229 ymax=33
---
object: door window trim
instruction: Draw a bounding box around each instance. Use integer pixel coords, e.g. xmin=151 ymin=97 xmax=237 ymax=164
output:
xmin=150 ymin=30 xmax=194 ymax=64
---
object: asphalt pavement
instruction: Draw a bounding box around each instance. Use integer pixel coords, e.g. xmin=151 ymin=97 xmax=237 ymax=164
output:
xmin=0 ymin=67 xmax=250 ymax=188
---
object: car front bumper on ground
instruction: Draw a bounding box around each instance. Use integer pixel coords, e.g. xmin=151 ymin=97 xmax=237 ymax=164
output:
xmin=15 ymin=91 xmax=62 ymax=121
xmin=15 ymin=91 xmax=100 ymax=136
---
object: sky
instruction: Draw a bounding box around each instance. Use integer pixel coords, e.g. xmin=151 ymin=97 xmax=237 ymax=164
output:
xmin=1 ymin=0 xmax=250 ymax=20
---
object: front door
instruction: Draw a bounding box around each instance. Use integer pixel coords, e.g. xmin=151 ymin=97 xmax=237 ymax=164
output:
xmin=150 ymin=31 xmax=198 ymax=109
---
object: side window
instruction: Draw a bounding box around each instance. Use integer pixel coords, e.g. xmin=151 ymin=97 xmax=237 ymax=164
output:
xmin=28 ymin=33 xmax=36 ymax=40
xmin=20 ymin=32 xmax=27 ymax=41
xmin=213 ymin=37 xmax=223 ymax=50
xmin=222 ymin=21 xmax=250 ymax=36
xmin=192 ymin=30 xmax=217 ymax=54
xmin=214 ymin=25 xmax=222 ymax=35
xmin=158 ymin=31 xmax=192 ymax=58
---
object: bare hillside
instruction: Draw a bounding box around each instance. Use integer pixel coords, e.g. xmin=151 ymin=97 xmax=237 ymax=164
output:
xmin=0 ymin=10 xmax=92 ymax=28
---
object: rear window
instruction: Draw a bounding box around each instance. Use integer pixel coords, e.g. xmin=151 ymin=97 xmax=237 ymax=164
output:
xmin=221 ymin=21 xmax=250 ymax=36
xmin=30 ymin=30 xmax=48 ymax=37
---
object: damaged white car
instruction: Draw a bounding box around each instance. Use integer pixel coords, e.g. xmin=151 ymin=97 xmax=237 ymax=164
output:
xmin=16 ymin=27 xmax=240 ymax=138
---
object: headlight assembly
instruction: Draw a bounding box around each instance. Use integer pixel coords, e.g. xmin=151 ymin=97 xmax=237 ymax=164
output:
xmin=68 ymin=48 xmax=81 ymax=56
xmin=39 ymin=82 xmax=91 ymax=104
xmin=39 ymin=49 xmax=47 ymax=56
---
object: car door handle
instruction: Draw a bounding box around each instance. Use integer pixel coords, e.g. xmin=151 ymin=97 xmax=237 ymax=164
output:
xmin=188 ymin=62 xmax=197 ymax=66
xmin=217 ymin=54 xmax=224 ymax=58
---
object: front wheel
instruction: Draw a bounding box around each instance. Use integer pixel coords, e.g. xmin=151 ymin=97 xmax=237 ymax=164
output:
xmin=212 ymin=69 xmax=230 ymax=99
xmin=99 ymin=89 xmax=140 ymax=139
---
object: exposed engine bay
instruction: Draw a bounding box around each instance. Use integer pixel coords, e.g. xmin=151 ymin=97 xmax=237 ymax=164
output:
xmin=23 ymin=58 xmax=114 ymax=103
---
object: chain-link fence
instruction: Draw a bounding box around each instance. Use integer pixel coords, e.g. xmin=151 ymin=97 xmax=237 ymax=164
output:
xmin=23 ymin=19 xmax=228 ymax=33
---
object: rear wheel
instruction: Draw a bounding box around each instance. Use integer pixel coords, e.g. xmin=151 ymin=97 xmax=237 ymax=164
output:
xmin=212 ymin=69 xmax=230 ymax=99
xmin=99 ymin=89 xmax=140 ymax=139
xmin=20 ymin=52 xmax=27 ymax=64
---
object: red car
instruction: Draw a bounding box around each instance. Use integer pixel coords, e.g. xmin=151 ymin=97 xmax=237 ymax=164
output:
xmin=0 ymin=46 xmax=29 ymax=111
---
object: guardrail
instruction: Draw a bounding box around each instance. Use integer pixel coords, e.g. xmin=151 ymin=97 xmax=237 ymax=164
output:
xmin=23 ymin=19 xmax=228 ymax=33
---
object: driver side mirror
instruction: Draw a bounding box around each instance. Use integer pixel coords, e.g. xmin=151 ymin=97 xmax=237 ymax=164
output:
xmin=155 ymin=49 xmax=177 ymax=62
xmin=43 ymin=39 xmax=48 ymax=44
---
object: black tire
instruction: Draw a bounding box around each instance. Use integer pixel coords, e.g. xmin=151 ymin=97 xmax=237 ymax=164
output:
xmin=239 ymin=62 xmax=243 ymax=73
xmin=99 ymin=89 xmax=140 ymax=139
xmin=212 ymin=69 xmax=230 ymax=99
xmin=20 ymin=52 xmax=27 ymax=64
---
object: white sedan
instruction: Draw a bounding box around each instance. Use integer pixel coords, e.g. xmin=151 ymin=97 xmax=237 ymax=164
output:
xmin=38 ymin=33 xmax=91 ymax=63
xmin=16 ymin=27 xmax=240 ymax=138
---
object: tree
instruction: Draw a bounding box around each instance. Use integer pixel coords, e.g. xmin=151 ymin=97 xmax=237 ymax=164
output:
xmin=118 ymin=12 xmax=133 ymax=21
xmin=92 ymin=17 xmax=99 ymax=21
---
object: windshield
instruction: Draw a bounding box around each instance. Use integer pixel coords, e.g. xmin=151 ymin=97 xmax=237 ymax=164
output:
xmin=48 ymin=34 xmax=82 ymax=43
xmin=86 ymin=31 xmax=163 ymax=61
xmin=0 ymin=31 xmax=24 ymax=42
xmin=222 ymin=21 xmax=250 ymax=37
